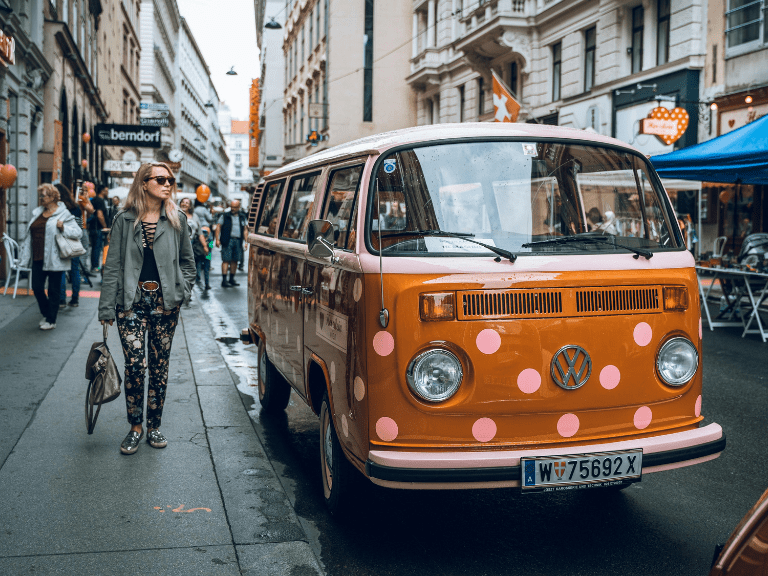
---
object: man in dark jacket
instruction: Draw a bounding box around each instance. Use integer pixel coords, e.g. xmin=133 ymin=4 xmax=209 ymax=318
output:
xmin=215 ymin=199 xmax=247 ymax=287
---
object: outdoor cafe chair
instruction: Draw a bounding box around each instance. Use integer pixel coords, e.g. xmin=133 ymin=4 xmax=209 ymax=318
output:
xmin=2 ymin=233 xmax=31 ymax=299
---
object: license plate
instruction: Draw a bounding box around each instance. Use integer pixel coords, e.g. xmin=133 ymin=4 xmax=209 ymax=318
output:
xmin=521 ymin=449 xmax=643 ymax=493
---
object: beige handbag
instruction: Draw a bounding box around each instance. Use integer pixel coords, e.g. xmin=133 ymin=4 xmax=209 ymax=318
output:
xmin=85 ymin=324 xmax=122 ymax=434
xmin=56 ymin=231 xmax=87 ymax=258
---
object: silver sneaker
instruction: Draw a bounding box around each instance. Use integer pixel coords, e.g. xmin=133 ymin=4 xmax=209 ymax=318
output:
xmin=39 ymin=322 xmax=56 ymax=331
xmin=146 ymin=429 xmax=167 ymax=449
xmin=120 ymin=430 xmax=143 ymax=455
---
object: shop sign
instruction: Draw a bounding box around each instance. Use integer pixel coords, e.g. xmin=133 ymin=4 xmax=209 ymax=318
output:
xmin=0 ymin=31 xmax=15 ymax=66
xmin=639 ymin=107 xmax=689 ymax=145
xmin=139 ymin=117 xmax=170 ymax=127
xmin=720 ymin=103 xmax=768 ymax=135
xmin=94 ymin=124 xmax=161 ymax=148
xmin=140 ymin=102 xmax=170 ymax=111
xmin=103 ymin=160 xmax=141 ymax=172
xmin=309 ymin=103 xmax=326 ymax=119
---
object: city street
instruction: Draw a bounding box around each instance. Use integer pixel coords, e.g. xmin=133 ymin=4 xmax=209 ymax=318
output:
xmin=1 ymin=255 xmax=766 ymax=575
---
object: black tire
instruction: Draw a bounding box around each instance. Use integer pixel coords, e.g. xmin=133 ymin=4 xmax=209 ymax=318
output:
xmin=319 ymin=391 xmax=356 ymax=516
xmin=257 ymin=340 xmax=291 ymax=413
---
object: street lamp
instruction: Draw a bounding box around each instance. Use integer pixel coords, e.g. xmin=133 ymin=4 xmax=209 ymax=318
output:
xmin=226 ymin=66 xmax=238 ymax=76
xmin=265 ymin=17 xmax=282 ymax=29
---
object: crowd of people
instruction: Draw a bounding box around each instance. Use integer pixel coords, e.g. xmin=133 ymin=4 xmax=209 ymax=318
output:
xmin=18 ymin=177 xmax=249 ymax=331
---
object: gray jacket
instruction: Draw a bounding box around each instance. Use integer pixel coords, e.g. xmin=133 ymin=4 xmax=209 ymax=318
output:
xmin=19 ymin=202 xmax=83 ymax=272
xmin=98 ymin=206 xmax=196 ymax=321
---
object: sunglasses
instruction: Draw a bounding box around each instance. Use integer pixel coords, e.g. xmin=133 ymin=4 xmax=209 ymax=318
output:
xmin=145 ymin=176 xmax=176 ymax=186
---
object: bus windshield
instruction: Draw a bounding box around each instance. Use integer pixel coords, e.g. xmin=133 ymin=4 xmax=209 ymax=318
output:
xmin=368 ymin=141 xmax=682 ymax=256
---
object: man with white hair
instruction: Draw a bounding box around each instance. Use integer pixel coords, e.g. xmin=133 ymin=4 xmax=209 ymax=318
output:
xmin=215 ymin=199 xmax=247 ymax=287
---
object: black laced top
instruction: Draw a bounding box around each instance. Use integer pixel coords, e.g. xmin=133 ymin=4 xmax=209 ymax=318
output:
xmin=139 ymin=221 xmax=161 ymax=283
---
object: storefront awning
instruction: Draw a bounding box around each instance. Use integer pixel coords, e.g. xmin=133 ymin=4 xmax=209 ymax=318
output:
xmin=649 ymin=115 xmax=768 ymax=185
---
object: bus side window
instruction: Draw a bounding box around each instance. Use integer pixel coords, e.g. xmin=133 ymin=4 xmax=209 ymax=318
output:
xmin=322 ymin=165 xmax=364 ymax=251
xmin=257 ymin=180 xmax=286 ymax=236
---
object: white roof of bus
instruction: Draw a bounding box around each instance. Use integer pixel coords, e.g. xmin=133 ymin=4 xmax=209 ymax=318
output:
xmin=268 ymin=122 xmax=642 ymax=178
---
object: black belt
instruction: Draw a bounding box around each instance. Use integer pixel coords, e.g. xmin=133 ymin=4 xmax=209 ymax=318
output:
xmin=138 ymin=281 xmax=160 ymax=292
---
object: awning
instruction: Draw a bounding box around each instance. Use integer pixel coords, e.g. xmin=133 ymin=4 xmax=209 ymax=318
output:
xmin=650 ymin=114 xmax=768 ymax=185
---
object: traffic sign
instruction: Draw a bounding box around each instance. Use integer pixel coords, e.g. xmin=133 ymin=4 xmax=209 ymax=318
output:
xmin=307 ymin=130 xmax=321 ymax=146
xmin=140 ymin=117 xmax=170 ymax=127
xmin=140 ymin=102 xmax=170 ymax=111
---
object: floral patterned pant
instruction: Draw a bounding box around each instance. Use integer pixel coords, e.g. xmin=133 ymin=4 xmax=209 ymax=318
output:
xmin=116 ymin=290 xmax=181 ymax=429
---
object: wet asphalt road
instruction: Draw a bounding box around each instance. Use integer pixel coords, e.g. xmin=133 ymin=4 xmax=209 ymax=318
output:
xmin=199 ymin=272 xmax=768 ymax=576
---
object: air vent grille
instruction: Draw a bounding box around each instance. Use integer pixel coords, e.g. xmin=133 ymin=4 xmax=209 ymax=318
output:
xmin=575 ymin=287 xmax=660 ymax=314
xmin=459 ymin=290 xmax=563 ymax=320
xmin=247 ymin=183 xmax=265 ymax=230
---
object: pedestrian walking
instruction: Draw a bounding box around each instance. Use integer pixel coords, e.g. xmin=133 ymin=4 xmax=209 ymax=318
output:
xmin=215 ymin=199 xmax=247 ymax=287
xmin=89 ymin=184 xmax=109 ymax=272
xmin=98 ymin=162 xmax=195 ymax=455
xmin=18 ymin=184 xmax=83 ymax=330
xmin=55 ymin=183 xmax=84 ymax=308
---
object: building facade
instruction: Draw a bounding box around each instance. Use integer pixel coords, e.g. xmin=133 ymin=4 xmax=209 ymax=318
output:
xmin=255 ymin=0 xmax=285 ymax=177
xmin=408 ymin=0 xmax=706 ymax=157
xmin=282 ymin=0 xmax=416 ymax=163
xmin=98 ymin=0 xmax=142 ymax=182
xmin=0 ymin=0 xmax=51 ymax=256
xmin=220 ymin=112 xmax=254 ymax=199
xmin=139 ymin=0 xmax=180 ymax=164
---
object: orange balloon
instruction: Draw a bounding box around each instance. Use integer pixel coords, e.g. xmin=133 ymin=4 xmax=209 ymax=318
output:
xmin=82 ymin=133 xmax=91 ymax=144
xmin=0 ymin=164 xmax=17 ymax=188
xmin=196 ymin=184 xmax=211 ymax=202
xmin=81 ymin=159 xmax=88 ymax=169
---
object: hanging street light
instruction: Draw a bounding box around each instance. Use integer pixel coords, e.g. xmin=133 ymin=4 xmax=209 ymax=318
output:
xmin=226 ymin=66 xmax=238 ymax=76
xmin=265 ymin=17 xmax=282 ymax=29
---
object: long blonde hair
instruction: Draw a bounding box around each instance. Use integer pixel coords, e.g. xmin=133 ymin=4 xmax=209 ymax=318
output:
xmin=124 ymin=162 xmax=181 ymax=230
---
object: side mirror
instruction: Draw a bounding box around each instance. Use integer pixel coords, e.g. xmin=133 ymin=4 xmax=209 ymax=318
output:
xmin=307 ymin=219 xmax=336 ymax=259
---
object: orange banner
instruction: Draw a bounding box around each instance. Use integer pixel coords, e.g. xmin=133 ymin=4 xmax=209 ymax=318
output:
xmin=491 ymin=70 xmax=520 ymax=123
xmin=249 ymin=79 xmax=260 ymax=168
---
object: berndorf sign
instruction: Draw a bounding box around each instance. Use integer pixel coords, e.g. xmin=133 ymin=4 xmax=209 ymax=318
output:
xmin=94 ymin=124 xmax=162 ymax=148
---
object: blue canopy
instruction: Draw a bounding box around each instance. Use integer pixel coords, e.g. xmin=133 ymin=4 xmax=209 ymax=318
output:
xmin=649 ymin=114 xmax=768 ymax=185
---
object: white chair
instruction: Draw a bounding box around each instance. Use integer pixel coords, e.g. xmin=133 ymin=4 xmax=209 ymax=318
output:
xmin=713 ymin=236 xmax=727 ymax=258
xmin=2 ymin=233 xmax=31 ymax=298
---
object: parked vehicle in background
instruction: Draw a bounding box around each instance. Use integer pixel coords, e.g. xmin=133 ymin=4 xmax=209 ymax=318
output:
xmin=709 ymin=487 xmax=768 ymax=575
xmin=244 ymin=123 xmax=725 ymax=514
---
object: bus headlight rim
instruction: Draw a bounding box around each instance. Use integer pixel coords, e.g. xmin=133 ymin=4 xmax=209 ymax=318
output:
xmin=656 ymin=336 xmax=699 ymax=386
xmin=406 ymin=348 xmax=463 ymax=403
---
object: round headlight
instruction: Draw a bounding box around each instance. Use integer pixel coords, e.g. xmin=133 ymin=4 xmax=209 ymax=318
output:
xmin=657 ymin=337 xmax=699 ymax=386
xmin=406 ymin=349 xmax=463 ymax=402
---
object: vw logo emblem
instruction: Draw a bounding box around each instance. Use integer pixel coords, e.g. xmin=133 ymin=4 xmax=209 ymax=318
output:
xmin=551 ymin=345 xmax=592 ymax=390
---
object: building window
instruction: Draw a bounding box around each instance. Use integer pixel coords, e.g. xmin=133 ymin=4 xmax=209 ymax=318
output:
xmin=632 ymin=6 xmax=644 ymax=74
xmin=236 ymin=170 xmax=242 ymax=177
xmin=309 ymin=8 xmax=313 ymax=47
xmin=426 ymin=98 xmax=433 ymax=125
xmin=301 ymin=24 xmax=305 ymax=63
xmin=235 ymin=154 xmax=242 ymax=162
xmin=508 ymin=61 xmax=518 ymax=97
xmin=726 ymin=0 xmax=761 ymax=47
xmin=712 ymin=44 xmax=717 ymax=82
xmin=317 ymin=4 xmax=321 ymax=43
xmin=458 ymin=85 xmax=465 ymax=122
xmin=552 ymin=42 xmax=562 ymax=101
xmin=477 ymin=77 xmax=485 ymax=116
xmin=657 ymin=0 xmax=670 ymax=65
xmin=584 ymin=27 xmax=596 ymax=92
xmin=236 ymin=139 xmax=242 ymax=148
xmin=363 ymin=0 xmax=374 ymax=122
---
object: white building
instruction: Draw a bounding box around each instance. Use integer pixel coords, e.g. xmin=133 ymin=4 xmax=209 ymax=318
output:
xmin=139 ymin=0 xmax=180 ymax=163
xmin=408 ymin=0 xmax=706 ymax=157
xmin=219 ymin=107 xmax=254 ymax=199
xmin=255 ymin=0 xmax=285 ymax=176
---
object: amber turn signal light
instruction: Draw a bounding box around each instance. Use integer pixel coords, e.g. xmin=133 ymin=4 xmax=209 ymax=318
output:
xmin=663 ymin=286 xmax=689 ymax=311
xmin=419 ymin=292 xmax=455 ymax=321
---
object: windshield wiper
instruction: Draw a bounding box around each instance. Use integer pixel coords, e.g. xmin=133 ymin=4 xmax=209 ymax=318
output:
xmin=522 ymin=234 xmax=653 ymax=260
xmin=378 ymin=229 xmax=517 ymax=262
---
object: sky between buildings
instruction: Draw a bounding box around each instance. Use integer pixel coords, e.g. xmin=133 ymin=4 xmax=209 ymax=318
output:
xmin=177 ymin=0 xmax=261 ymax=121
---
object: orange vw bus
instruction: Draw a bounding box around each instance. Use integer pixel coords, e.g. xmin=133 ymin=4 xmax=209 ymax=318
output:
xmin=244 ymin=123 xmax=725 ymax=514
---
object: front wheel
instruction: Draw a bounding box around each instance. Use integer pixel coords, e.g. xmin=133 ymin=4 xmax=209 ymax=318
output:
xmin=257 ymin=340 xmax=291 ymax=413
xmin=320 ymin=392 xmax=356 ymax=516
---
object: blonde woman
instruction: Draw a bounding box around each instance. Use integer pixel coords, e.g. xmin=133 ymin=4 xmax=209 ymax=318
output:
xmin=19 ymin=184 xmax=82 ymax=330
xmin=98 ymin=163 xmax=195 ymax=455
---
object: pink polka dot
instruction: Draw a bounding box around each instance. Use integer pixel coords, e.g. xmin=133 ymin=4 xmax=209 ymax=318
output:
xmin=699 ymin=318 xmax=703 ymax=340
xmin=376 ymin=417 xmax=398 ymax=441
xmin=517 ymin=369 xmax=541 ymax=394
xmin=633 ymin=322 xmax=652 ymax=346
xmin=634 ymin=406 xmax=652 ymax=429
xmin=353 ymin=278 xmax=363 ymax=302
xmin=472 ymin=418 xmax=497 ymax=442
xmin=354 ymin=376 xmax=365 ymax=401
xmin=695 ymin=395 xmax=702 ymax=417
xmin=476 ymin=329 xmax=501 ymax=354
xmin=373 ymin=331 xmax=395 ymax=356
xmin=557 ymin=413 xmax=579 ymax=437
xmin=599 ymin=365 xmax=621 ymax=390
